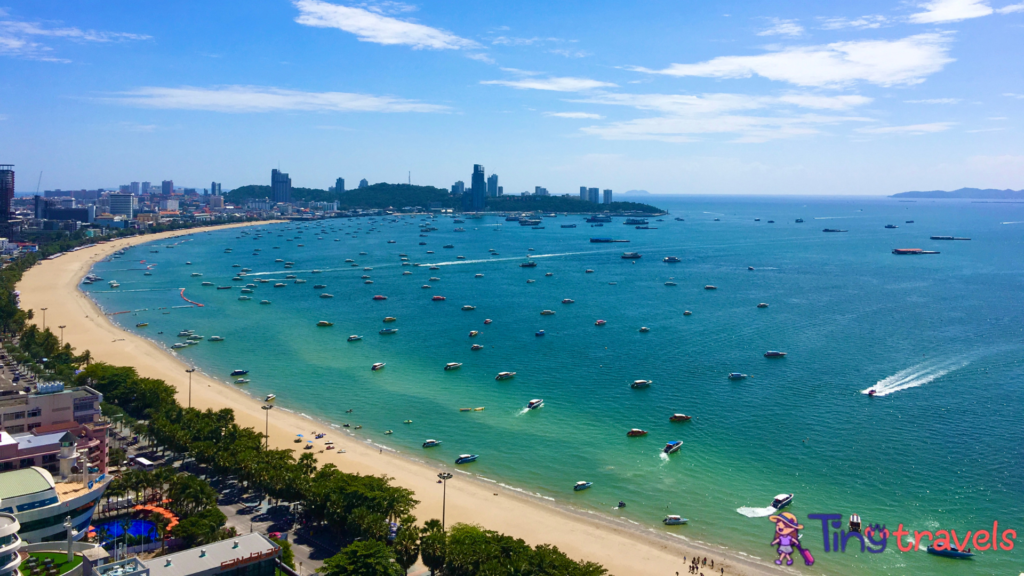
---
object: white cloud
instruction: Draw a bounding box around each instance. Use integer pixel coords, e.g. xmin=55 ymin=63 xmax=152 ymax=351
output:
xmin=466 ymin=52 xmax=495 ymax=64
xmin=549 ymin=48 xmax=590 ymax=58
xmin=856 ymin=122 xmax=955 ymax=134
xmin=909 ymin=0 xmax=993 ymax=23
xmin=966 ymin=127 xmax=1006 ymax=132
xmin=629 ymin=33 xmax=954 ymax=88
xmin=545 ymin=112 xmax=605 ymax=119
xmin=757 ymin=18 xmax=804 ymax=37
xmin=492 ymin=36 xmax=541 ymax=46
xmin=481 ymin=76 xmax=616 ymax=92
xmin=996 ymin=2 xmax=1024 ymax=13
xmin=101 ymin=85 xmax=448 ymax=113
xmin=569 ymin=92 xmax=874 ymax=143
xmin=499 ymin=67 xmax=541 ymax=76
xmin=0 ymin=15 xmax=149 ymax=61
xmin=293 ymin=0 xmax=477 ymax=50
xmin=820 ymin=15 xmax=890 ymax=29
xmin=1005 ymin=93 xmax=1024 ymax=99
xmin=905 ymin=98 xmax=961 ymax=103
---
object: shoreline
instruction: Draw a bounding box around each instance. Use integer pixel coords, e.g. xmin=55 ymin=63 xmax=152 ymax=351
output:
xmin=17 ymin=221 xmax=778 ymax=576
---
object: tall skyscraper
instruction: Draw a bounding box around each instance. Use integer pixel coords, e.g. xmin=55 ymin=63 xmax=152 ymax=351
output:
xmin=487 ymin=174 xmax=499 ymax=197
xmin=271 ymin=169 xmax=292 ymax=203
xmin=580 ymin=186 xmax=588 ymax=201
xmin=161 ymin=180 xmax=174 ymax=195
xmin=0 ymin=165 xmax=13 ymax=237
xmin=359 ymin=178 xmax=368 ymax=188
xmin=451 ymin=181 xmax=465 ymax=194
xmin=588 ymin=187 xmax=600 ymax=203
xmin=109 ymin=193 xmax=135 ymax=218
xmin=470 ymin=164 xmax=486 ymax=211
xmin=210 ymin=182 xmax=222 ymax=195
xmin=141 ymin=181 xmax=151 ymax=194
xmin=603 ymin=189 xmax=613 ymax=204
xmin=130 ymin=182 xmax=140 ymax=194
xmin=335 ymin=177 xmax=345 ymax=192
xmin=534 ymin=186 xmax=549 ymax=196
xmin=497 ymin=186 xmax=503 ymax=196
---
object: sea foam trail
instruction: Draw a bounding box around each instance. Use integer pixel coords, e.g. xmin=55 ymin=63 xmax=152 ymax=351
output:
xmin=862 ymin=357 xmax=970 ymax=397
xmin=736 ymin=506 xmax=777 ymax=518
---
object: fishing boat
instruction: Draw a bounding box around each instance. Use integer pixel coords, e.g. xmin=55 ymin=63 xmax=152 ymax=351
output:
xmin=231 ymin=370 xmax=249 ymax=376
xmin=627 ymin=429 xmax=648 ymax=437
xmin=757 ymin=303 xmax=769 ymax=308
xmin=383 ymin=317 xmax=397 ymax=323
xmin=663 ymin=256 xmax=681 ymax=263
xmin=663 ymin=516 xmax=688 ymax=525
xmin=495 ymin=372 xmax=516 ymax=380
xmin=373 ymin=295 xmax=388 ymax=300
xmin=317 ymin=321 xmax=334 ymax=327
xmin=670 ymin=414 xmax=692 ymax=422
xmin=595 ymin=319 xmax=607 ymax=326
xmin=462 ymin=305 xmax=476 ymax=311
xmin=455 ymin=454 xmax=478 ymax=464
xmin=663 ymin=441 xmax=683 ymax=454
xmin=379 ymin=328 xmax=398 ymax=335
xmin=926 ymin=546 xmax=975 ymax=559
xmin=573 ymin=481 xmax=593 ymax=491
xmin=423 ymin=439 xmax=442 ymax=448
xmin=540 ymin=310 xmax=555 ymax=315
xmin=136 ymin=323 xmax=148 ymax=328
xmin=631 ymin=380 xmax=652 ymax=389
xmin=527 ymin=399 xmax=543 ymax=410
xmin=562 ymin=299 xmax=575 ymax=304
xmin=432 ymin=295 xmax=446 ymax=301
xmin=348 ymin=335 xmax=363 ymax=341
xmin=371 ymin=362 xmax=386 ymax=371
xmin=639 ymin=327 xmax=650 ymax=333
xmin=469 ymin=330 xmax=479 ymax=337
xmin=209 ymin=336 xmax=224 ymax=341
xmin=764 ymin=351 xmax=787 ymax=358
xmin=771 ymin=494 xmax=794 ymax=509
xmin=444 ymin=362 xmax=462 ymax=371
xmin=728 ymin=373 xmax=748 ymax=380
xmin=471 ymin=344 xmax=484 ymax=350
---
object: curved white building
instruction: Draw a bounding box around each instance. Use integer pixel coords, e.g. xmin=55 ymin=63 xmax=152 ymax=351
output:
xmin=0 ymin=499 xmax=22 ymax=576
xmin=0 ymin=467 xmax=108 ymax=544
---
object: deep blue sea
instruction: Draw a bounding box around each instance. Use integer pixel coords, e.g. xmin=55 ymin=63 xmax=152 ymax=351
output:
xmin=84 ymin=196 xmax=1024 ymax=575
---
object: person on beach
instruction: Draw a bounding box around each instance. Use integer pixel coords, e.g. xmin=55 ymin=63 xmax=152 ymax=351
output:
xmin=769 ymin=512 xmax=803 ymax=566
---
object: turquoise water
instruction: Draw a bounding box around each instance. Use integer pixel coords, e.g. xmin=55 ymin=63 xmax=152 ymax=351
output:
xmin=84 ymin=196 xmax=1024 ymax=574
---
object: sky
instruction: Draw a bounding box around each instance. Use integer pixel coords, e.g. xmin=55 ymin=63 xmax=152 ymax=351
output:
xmin=1 ymin=0 xmax=1023 ymax=195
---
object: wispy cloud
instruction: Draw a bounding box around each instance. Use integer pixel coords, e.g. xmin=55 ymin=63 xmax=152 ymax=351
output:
xmin=909 ymin=0 xmax=993 ymax=23
xmin=293 ymin=0 xmax=477 ymax=50
xmin=757 ymin=18 xmax=804 ymax=37
xmin=819 ymin=15 xmax=890 ymax=29
xmin=481 ymin=76 xmax=616 ymax=92
xmin=856 ymin=122 xmax=955 ymax=134
xmin=966 ymin=127 xmax=1006 ymax=132
xmin=545 ymin=111 xmax=604 ymax=119
xmin=1005 ymin=92 xmax=1024 ymax=99
xmin=101 ymin=85 xmax=448 ymax=113
xmin=492 ymin=36 xmax=542 ymax=46
xmin=996 ymin=2 xmax=1024 ymax=13
xmin=629 ymin=33 xmax=954 ymax=88
xmin=466 ymin=52 xmax=495 ymax=64
xmin=905 ymin=98 xmax=961 ymax=103
xmin=549 ymin=48 xmax=590 ymax=58
xmin=0 ymin=14 xmax=150 ymax=61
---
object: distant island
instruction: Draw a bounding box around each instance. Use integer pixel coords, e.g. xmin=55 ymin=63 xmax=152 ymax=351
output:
xmin=891 ymin=187 xmax=1024 ymax=199
xmin=226 ymin=183 xmax=664 ymax=213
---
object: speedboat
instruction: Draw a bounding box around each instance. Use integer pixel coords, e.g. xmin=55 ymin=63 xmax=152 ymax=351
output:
xmin=757 ymin=303 xmax=769 ymax=308
xmin=209 ymin=336 xmax=224 ymax=341
xmin=202 ymin=282 xmax=214 ymax=286
xmin=403 ymin=271 xmax=412 ymax=275
xmin=535 ymin=330 xmax=545 ymax=337
xmin=260 ymin=300 xmax=271 ymax=305
xmin=274 ymin=283 xmax=285 ymax=288
xmin=443 ymin=244 xmax=454 ymax=249
xmin=562 ymin=299 xmax=575 ymax=304
xmin=422 ymin=285 xmax=432 ymax=289
xmin=771 ymin=494 xmax=794 ymax=509
xmin=383 ymin=317 xmax=397 ymax=323
xmin=520 ymin=261 xmax=537 ymax=268
xmin=373 ymin=295 xmax=388 ymax=300
xmin=764 ymin=351 xmax=787 ymax=358
xmin=471 ymin=344 xmax=484 ymax=350
xmin=191 ymin=272 xmax=202 ymax=277
xmin=627 ymin=429 xmax=648 ymax=437
xmin=265 ymin=394 xmax=275 ymax=402
xmin=665 ymin=281 xmax=677 ymax=286
xmin=663 ymin=516 xmax=688 ymax=525
xmin=469 ymin=330 xmax=479 ymax=337
xmin=639 ymin=327 xmax=650 ymax=332
xmin=621 ymin=252 xmax=641 ymax=259
xmin=849 ymin=514 xmax=861 ymax=533
xmin=670 ymin=414 xmax=692 ymax=422
xmin=540 ymin=310 xmax=555 ymax=315
xmin=430 ymin=277 xmax=440 ymax=281
xmin=595 ymin=319 xmax=607 ymax=326
xmin=462 ymin=305 xmax=476 ymax=311
xmin=320 ymin=293 xmax=334 ymax=298
xmin=136 ymin=323 xmax=148 ymax=328
xmin=527 ymin=399 xmax=544 ymax=410
xmin=867 ymin=389 xmax=877 ymax=396
xmin=231 ymin=369 xmax=249 ymax=376
xmin=455 ymin=454 xmax=478 ymax=464
xmin=317 ymin=321 xmax=334 ymax=327
xmin=429 ymin=266 xmax=440 ymax=271
xmin=631 ymin=380 xmax=652 ymax=389
xmin=423 ymin=439 xmax=442 ymax=448
xmin=445 ymin=362 xmax=462 ymax=370
xmin=483 ymin=319 xmax=493 ymax=324
xmin=683 ymin=310 xmax=692 ymax=316
xmin=348 ymin=335 xmax=363 ymax=341
xmin=573 ymin=481 xmax=593 ymax=492
xmin=371 ymin=362 xmax=386 ymax=371
xmin=926 ymin=546 xmax=974 ymax=559
xmin=663 ymin=441 xmax=683 ymax=454
xmin=403 ymin=420 xmax=413 ymax=424
xmin=171 ymin=343 xmax=188 ymax=349
xmin=432 ymin=295 xmax=446 ymax=301
xmin=705 ymin=285 xmax=717 ymax=290
xmin=380 ymin=328 xmax=398 ymax=335
xmin=728 ymin=373 xmax=748 ymax=380
xmin=234 ymin=378 xmax=250 ymax=384
xmin=314 ymin=284 xmax=327 ymax=289
xmin=663 ymin=256 xmax=681 ymax=263
xmin=475 ymin=274 xmax=484 ymax=278
xmin=495 ymin=372 xmax=516 ymax=380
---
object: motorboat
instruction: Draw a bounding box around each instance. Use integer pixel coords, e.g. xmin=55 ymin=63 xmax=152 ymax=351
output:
xmin=429 ymin=266 xmax=440 ymax=271
xmin=238 ymin=296 xmax=252 ymax=300
xmin=520 ymin=261 xmax=537 ymax=268
xmin=631 ymin=380 xmax=652 ymax=389
xmin=136 ymin=323 xmax=148 ymax=328
xmin=527 ymin=279 xmax=535 ymax=283
xmin=403 ymin=420 xmax=413 ymax=424
xmin=665 ymin=281 xmax=677 ymax=286
xmin=626 ymin=429 xmax=647 ymax=437
xmin=445 ymin=362 xmax=462 ymax=370
xmin=171 ymin=343 xmax=188 ymax=349
xmin=320 ymin=293 xmax=334 ymax=298
xmin=380 ymin=328 xmax=398 ymax=335
xmin=663 ymin=441 xmax=683 ymax=454
xmin=469 ymin=330 xmax=479 ymax=337
xmin=595 ymin=319 xmax=607 ymax=326
xmin=540 ymin=310 xmax=555 ymax=315
xmin=475 ymin=274 xmax=484 ymax=278
xmin=495 ymin=372 xmax=516 ymax=380
xmin=432 ymin=295 xmax=446 ymax=301
xmin=535 ymin=330 xmax=545 ymax=337
xmin=585 ymin=269 xmax=594 ymax=273
xmin=562 ymin=299 xmax=575 ymax=304
xmin=771 ymin=494 xmax=794 ymax=509
xmin=483 ymin=319 xmax=493 ymax=324
xmin=274 ymin=283 xmax=286 ymax=288
xmin=202 ymin=282 xmax=214 ymax=286
xmin=663 ymin=256 xmax=681 ymax=263
xmin=849 ymin=514 xmax=861 ymax=533
xmin=471 ymin=344 xmax=484 ymax=350
xmin=265 ymin=394 xmax=276 ymax=402
xmin=191 ymin=272 xmax=203 ymax=277
xmin=384 ymin=430 xmax=393 ymax=435
xmin=663 ymin=516 xmax=688 ymax=525
xmin=573 ymin=481 xmax=593 ymax=491
xmin=430 ymin=277 xmax=440 ymax=281
xmin=209 ymin=336 xmax=224 ymax=341
xmin=748 ymin=266 xmax=755 ymax=271
xmin=423 ymin=439 xmax=442 ymax=448
xmin=455 ymin=454 xmax=478 ymax=464
xmin=728 ymin=373 xmax=748 ymax=380
xmin=260 ymin=300 xmax=271 ymax=305
xmin=545 ymin=272 xmax=553 ymax=277
xmin=231 ymin=370 xmax=249 ymax=376
xmin=757 ymin=303 xmax=769 ymax=308
xmin=639 ymin=327 xmax=650 ymax=333
xmin=527 ymin=399 xmax=544 ymax=410
xmin=403 ymin=271 xmax=412 ymax=275
xmin=705 ymin=285 xmax=717 ymax=290
xmin=371 ymin=362 xmax=386 ymax=371
xmin=384 ymin=317 xmax=397 ymax=323
xmin=314 ymin=284 xmax=327 ymax=289
xmin=422 ymin=285 xmax=432 ymax=289
xmin=373 ymin=295 xmax=388 ymax=300
xmin=670 ymin=414 xmax=692 ymax=422
xmin=462 ymin=305 xmax=476 ymax=311
xmin=443 ymin=244 xmax=454 ymax=249
xmin=241 ymin=288 xmax=253 ymax=294
xmin=683 ymin=310 xmax=692 ymax=316
xmin=361 ymin=275 xmax=371 ymax=279
xmin=764 ymin=351 xmax=787 ymax=358
xmin=885 ymin=224 xmax=898 ymax=229
xmin=926 ymin=546 xmax=974 ymax=558
xmin=234 ymin=378 xmax=250 ymax=384
xmin=796 ymin=218 xmax=804 ymax=223
xmin=621 ymin=252 xmax=641 ymax=259
xmin=348 ymin=335 xmax=363 ymax=341
xmin=317 ymin=321 xmax=334 ymax=327
xmin=364 ymin=280 xmax=373 ymax=284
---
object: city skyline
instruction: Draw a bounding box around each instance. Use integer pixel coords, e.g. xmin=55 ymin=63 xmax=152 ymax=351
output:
xmin=1 ymin=0 xmax=1022 ymax=195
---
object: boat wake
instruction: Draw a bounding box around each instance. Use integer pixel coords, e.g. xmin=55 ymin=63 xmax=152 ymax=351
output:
xmin=863 ymin=357 xmax=970 ymax=397
xmin=1001 ymin=221 xmax=1024 ymax=225
xmin=516 ymin=407 xmax=531 ymax=416
xmin=736 ymin=506 xmax=777 ymax=518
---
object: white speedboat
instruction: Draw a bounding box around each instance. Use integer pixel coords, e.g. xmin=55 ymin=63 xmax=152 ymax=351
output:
xmin=728 ymin=373 xmax=748 ymax=380
xmin=663 ymin=515 xmax=688 ymax=525
xmin=631 ymin=380 xmax=652 ymax=389
xmin=663 ymin=440 xmax=683 ymax=454
xmin=573 ymin=481 xmax=593 ymax=491
xmin=209 ymin=336 xmax=224 ymax=341
xmin=265 ymin=394 xmax=275 ymax=402
xmin=527 ymin=399 xmax=543 ymax=410
xmin=445 ymin=362 xmax=462 ymax=371
xmin=348 ymin=335 xmax=363 ymax=341
xmin=455 ymin=454 xmax=478 ymax=464
xmin=771 ymin=494 xmax=794 ymax=510
xmin=495 ymin=372 xmax=516 ymax=380
xmin=371 ymin=362 xmax=386 ymax=371
xmin=423 ymin=439 xmax=442 ymax=448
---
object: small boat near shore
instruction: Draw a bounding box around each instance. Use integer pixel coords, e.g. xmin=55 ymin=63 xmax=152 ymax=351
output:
xmin=573 ymin=481 xmax=593 ymax=491
xmin=231 ymin=369 xmax=249 ymax=376
xmin=423 ymin=439 xmax=442 ymax=448
xmin=495 ymin=372 xmax=516 ymax=380
xmin=663 ymin=515 xmax=688 ymax=525
xmin=455 ymin=454 xmax=478 ymax=464
xmin=926 ymin=546 xmax=975 ymax=559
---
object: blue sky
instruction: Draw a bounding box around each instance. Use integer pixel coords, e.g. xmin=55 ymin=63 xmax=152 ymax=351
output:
xmin=1 ymin=0 xmax=1022 ymax=195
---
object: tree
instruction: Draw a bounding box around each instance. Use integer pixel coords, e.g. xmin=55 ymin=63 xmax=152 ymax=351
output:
xmin=173 ymin=506 xmax=227 ymax=547
xmin=392 ymin=517 xmax=420 ymax=573
xmin=168 ymin=473 xmax=219 ymax=517
xmin=419 ymin=519 xmax=446 ymax=576
xmin=270 ymin=537 xmax=295 ymax=569
xmin=318 ymin=541 xmax=403 ymax=576
xmin=152 ymin=513 xmax=171 ymax=553
xmin=108 ymin=447 xmax=127 ymax=470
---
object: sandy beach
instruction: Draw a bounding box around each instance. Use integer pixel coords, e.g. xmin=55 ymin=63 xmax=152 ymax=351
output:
xmin=17 ymin=223 xmax=777 ymax=576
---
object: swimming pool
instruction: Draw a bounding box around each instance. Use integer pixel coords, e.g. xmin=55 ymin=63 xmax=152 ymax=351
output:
xmin=92 ymin=520 xmax=156 ymax=541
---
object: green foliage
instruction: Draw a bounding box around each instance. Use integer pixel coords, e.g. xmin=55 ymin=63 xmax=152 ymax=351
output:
xmin=432 ymin=523 xmax=608 ymax=576
xmin=485 ymin=195 xmax=664 ymax=214
xmin=392 ymin=516 xmax=420 ymax=572
xmin=167 ymin=473 xmax=219 ymax=517
xmin=270 ymin=537 xmax=295 ymax=569
xmin=173 ymin=506 xmax=227 ymax=548
xmin=419 ymin=519 xmax=446 ymax=575
xmin=318 ymin=540 xmax=403 ymax=576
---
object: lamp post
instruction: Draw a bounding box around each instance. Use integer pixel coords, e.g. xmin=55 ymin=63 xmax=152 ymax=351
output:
xmin=261 ymin=404 xmax=273 ymax=448
xmin=185 ymin=368 xmax=196 ymax=408
xmin=437 ymin=472 xmax=453 ymax=531
xmin=58 ymin=325 xmax=66 ymax=347
xmin=40 ymin=307 xmax=48 ymax=330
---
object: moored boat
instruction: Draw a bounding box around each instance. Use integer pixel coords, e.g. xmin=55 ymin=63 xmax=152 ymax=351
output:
xmin=670 ymin=414 xmax=692 ymax=422
xmin=540 ymin=310 xmax=555 ymax=315
xmin=757 ymin=302 xmax=768 ymax=308
xmin=471 ymin=344 xmax=484 ymax=350
xmin=728 ymin=373 xmax=748 ymax=380
xmin=209 ymin=336 xmax=224 ymax=341
xmin=495 ymin=372 xmax=516 ymax=380
xmin=432 ymin=295 xmax=446 ymax=301
xmin=444 ymin=362 xmax=462 ymax=370
xmin=423 ymin=439 xmax=442 ymax=448
xmin=231 ymin=369 xmax=249 ymax=376
xmin=317 ymin=321 xmax=334 ymax=327
xmin=631 ymin=380 xmax=652 ymax=389
xmin=573 ymin=481 xmax=593 ymax=491
xmin=136 ymin=322 xmax=148 ymax=327
xmin=462 ymin=305 xmax=476 ymax=310
xmin=663 ymin=256 xmax=681 ymax=263
xmin=348 ymin=335 xmax=363 ymax=341
xmin=373 ymin=295 xmax=388 ymax=300
xmin=371 ymin=362 xmax=386 ymax=371
xmin=562 ymin=299 xmax=575 ymax=304
xmin=380 ymin=328 xmax=398 ymax=335
xmin=627 ymin=429 xmax=648 ymax=437
xmin=455 ymin=454 xmax=478 ymax=464
xmin=705 ymin=285 xmax=717 ymax=290
xmin=663 ymin=515 xmax=688 ymax=525
xmin=595 ymin=319 xmax=606 ymax=326
xmin=764 ymin=351 xmax=787 ymax=357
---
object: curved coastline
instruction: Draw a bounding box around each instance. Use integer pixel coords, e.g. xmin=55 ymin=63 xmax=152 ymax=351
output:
xmin=18 ymin=222 xmax=777 ymax=576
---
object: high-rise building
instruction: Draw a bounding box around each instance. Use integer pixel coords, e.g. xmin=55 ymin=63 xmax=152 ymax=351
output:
xmin=129 ymin=182 xmax=140 ymax=194
xmin=603 ymin=189 xmax=613 ymax=204
xmin=487 ymin=174 xmax=499 ymax=197
xmin=209 ymin=195 xmax=224 ymax=209
xmin=534 ymin=186 xmax=550 ymax=196
xmin=580 ymin=186 xmax=588 ymax=201
xmin=210 ymin=181 xmax=222 ymax=195
xmin=451 ymin=181 xmax=465 ymax=194
xmin=108 ymin=193 xmax=136 ymax=218
xmin=470 ymin=164 xmax=486 ymax=211
xmin=498 ymin=186 xmax=503 ymax=196
xmin=335 ymin=177 xmax=345 ymax=192
xmin=359 ymin=178 xmax=369 ymax=188
xmin=0 ymin=166 xmax=13 ymax=235
xmin=588 ymin=187 xmax=600 ymax=203
xmin=141 ymin=181 xmax=151 ymax=194
xmin=271 ymin=169 xmax=292 ymax=203
xmin=118 ymin=185 xmax=130 ymax=193
xmin=161 ymin=180 xmax=173 ymax=195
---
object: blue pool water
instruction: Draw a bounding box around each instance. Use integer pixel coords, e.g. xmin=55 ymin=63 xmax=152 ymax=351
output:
xmin=92 ymin=519 xmax=157 ymax=540
xmin=83 ymin=196 xmax=1024 ymax=574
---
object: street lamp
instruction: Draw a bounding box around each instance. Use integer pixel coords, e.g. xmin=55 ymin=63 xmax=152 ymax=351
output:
xmin=261 ymin=404 xmax=273 ymax=448
xmin=40 ymin=308 xmax=48 ymax=330
xmin=58 ymin=325 xmax=66 ymax=347
xmin=185 ymin=368 xmax=196 ymax=408
xmin=437 ymin=472 xmax=453 ymax=531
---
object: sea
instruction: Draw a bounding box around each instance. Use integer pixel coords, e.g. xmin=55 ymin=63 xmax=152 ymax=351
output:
xmin=83 ymin=195 xmax=1024 ymax=575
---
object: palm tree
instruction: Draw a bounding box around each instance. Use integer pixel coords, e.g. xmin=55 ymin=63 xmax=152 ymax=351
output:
xmin=152 ymin=513 xmax=171 ymax=553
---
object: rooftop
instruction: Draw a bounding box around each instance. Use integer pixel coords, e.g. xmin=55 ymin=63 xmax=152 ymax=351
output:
xmin=146 ymin=534 xmax=279 ymax=576
xmin=0 ymin=467 xmax=55 ymax=499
